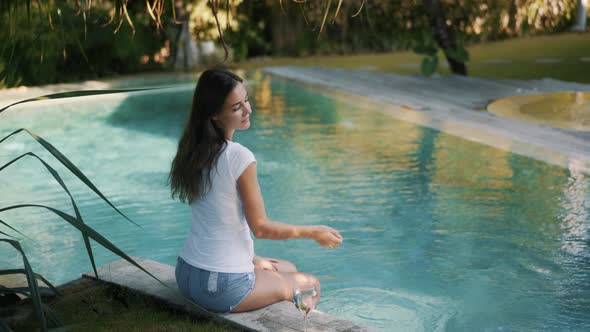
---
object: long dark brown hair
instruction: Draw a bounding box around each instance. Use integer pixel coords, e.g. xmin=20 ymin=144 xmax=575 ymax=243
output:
xmin=169 ymin=68 xmax=243 ymax=203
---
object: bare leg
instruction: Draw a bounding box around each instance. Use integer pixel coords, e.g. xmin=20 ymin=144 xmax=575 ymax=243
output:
xmin=231 ymin=270 xmax=320 ymax=313
xmin=254 ymin=257 xmax=298 ymax=273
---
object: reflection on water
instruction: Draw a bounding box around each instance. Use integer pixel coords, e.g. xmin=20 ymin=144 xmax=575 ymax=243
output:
xmin=1 ymin=72 xmax=589 ymax=331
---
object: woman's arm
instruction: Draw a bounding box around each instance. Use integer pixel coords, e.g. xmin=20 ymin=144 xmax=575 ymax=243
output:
xmin=238 ymin=163 xmax=342 ymax=248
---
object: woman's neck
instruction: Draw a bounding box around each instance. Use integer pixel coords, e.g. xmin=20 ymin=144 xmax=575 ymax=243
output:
xmin=225 ymin=129 xmax=234 ymax=141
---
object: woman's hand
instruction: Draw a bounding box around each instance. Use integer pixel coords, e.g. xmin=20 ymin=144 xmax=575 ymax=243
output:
xmin=312 ymin=225 xmax=343 ymax=248
xmin=253 ymin=256 xmax=279 ymax=271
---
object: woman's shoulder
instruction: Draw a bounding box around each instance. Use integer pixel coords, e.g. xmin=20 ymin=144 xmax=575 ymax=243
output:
xmin=226 ymin=141 xmax=254 ymax=156
xmin=226 ymin=140 xmax=253 ymax=155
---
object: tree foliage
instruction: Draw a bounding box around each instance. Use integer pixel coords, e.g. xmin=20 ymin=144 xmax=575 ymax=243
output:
xmin=0 ymin=1 xmax=166 ymax=87
xmin=0 ymin=0 xmax=583 ymax=87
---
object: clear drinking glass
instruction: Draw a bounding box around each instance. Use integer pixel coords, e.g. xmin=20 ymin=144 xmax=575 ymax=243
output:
xmin=292 ymin=282 xmax=318 ymax=332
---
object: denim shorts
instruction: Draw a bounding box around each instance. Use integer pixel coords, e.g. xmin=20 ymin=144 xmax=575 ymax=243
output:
xmin=175 ymin=257 xmax=255 ymax=313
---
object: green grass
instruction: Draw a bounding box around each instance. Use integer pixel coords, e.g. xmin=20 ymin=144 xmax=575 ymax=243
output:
xmin=235 ymin=32 xmax=590 ymax=83
xmin=9 ymin=278 xmax=242 ymax=332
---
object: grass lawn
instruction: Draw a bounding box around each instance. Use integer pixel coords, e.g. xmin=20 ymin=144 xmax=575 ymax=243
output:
xmin=235 ymin=32 xmax=590 ymax=83
xmin=6 ymin=278 xmax=242 ymax=332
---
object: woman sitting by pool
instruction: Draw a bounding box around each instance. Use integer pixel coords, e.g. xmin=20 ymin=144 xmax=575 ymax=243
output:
xmin=169 ymin=68 xmax=343 ymax=313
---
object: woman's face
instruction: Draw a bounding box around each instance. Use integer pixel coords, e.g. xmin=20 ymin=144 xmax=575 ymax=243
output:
xmin=214 ymin=82 xmax=251 ymax=133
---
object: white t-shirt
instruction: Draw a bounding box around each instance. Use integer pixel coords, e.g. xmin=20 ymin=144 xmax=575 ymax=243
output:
xmin=179 ymin=141 xmax=257 ymax=273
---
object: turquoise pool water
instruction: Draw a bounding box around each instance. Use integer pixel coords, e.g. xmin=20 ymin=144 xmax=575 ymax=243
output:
xmin=1 ymin=73 xmax=589 ymax=331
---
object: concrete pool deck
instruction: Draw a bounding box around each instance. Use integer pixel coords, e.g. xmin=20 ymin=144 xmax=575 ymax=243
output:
xmin=263 ymin=66 xmax=590 ymax=174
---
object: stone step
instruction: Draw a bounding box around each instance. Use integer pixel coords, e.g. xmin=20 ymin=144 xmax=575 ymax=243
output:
xmin=82 ymin=257 xmax=375 ymax=332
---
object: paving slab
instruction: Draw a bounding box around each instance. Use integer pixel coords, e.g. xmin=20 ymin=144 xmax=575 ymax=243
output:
xmin=82 ymin=257 xmax=375 ymax=332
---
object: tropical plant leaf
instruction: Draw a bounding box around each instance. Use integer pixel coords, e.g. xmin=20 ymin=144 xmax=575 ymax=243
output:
xmin=0 ymin=230 xmax=17 ymax=238
xmin=0 ymin=205 xmax=167 ymax=291
xmin=445 ymin=47 xmax=469 ymax=63
xmin=0 ymin=239 xmax=47 ymax=331
xmin=0 ymin=87 xmax=162 ymax=115
xmin=0 ymin=218 xmax=29 ymax=239
xmin=0 ymin=152 xmax=99 ymax=277
xmin=0 ymin=129 xmax=139 ymax=228
xmin=421 ymin=55 xmax=438 ymax=77
xmin=0 ymin=269 xmax=60 ymax=296
xmin=0 ymin=286 xmax=53 ymax=297
xmin=0 ymin=284 xmax=63 ymax=329
xmin=413 ymin=44 xmax=437 ymax=56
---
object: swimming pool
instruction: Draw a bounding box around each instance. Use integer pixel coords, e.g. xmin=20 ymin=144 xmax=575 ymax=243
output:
xmin=1 ymin=71 xmax=589 ymax=331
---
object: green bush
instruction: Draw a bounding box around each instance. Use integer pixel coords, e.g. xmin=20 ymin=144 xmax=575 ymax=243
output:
xmin=0 ymin=2 xmax=167 ymax=87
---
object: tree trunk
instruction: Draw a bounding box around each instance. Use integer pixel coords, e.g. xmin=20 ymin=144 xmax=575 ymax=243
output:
xmin=507 ymin=0 xmax=518 ymax=35
xmin=572 ymin=0 xmax=588 ymax=32
xmin=422 ymin=0 xmax=467 ymax=75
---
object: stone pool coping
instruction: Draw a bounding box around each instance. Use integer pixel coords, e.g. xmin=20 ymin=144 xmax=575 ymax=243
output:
xmin=82 ymin=257 xmax=375 ymax=332
xmin=263 ymin=66 xmax=590 ymax=174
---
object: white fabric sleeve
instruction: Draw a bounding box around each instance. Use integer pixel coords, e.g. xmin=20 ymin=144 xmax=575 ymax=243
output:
xmin=229 ymin=143 xmax=257 ymax=181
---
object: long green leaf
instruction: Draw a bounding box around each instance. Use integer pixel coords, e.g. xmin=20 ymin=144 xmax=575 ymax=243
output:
xmin=0 ymin=269 xmax=61 ymax=296
xmin=0 ymin=87 xmax=163 ymax=115
xmin=0 ymin=285 xmax=62 ymax=328
xmin=445 ymin=47 xmax=469 ymax=63
xmin=0 ymin=146 xmax=99 ymax=279
xmin=0 ymin=287 xmax=52 ymax=297
xmin=421 ymin=55 xmax=438 ymax=77
xmin=0 ymin=239 xmax=47 ymax=331
xmin=0 ymin=230 xmax=17 ymax=238
xmin=0 ymin=218 xmax=30 ymax=239
xmin=0 ymin=129 xmax=140 ymax=228
xmin=0 ymin=205 xmax=167 ymax=291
